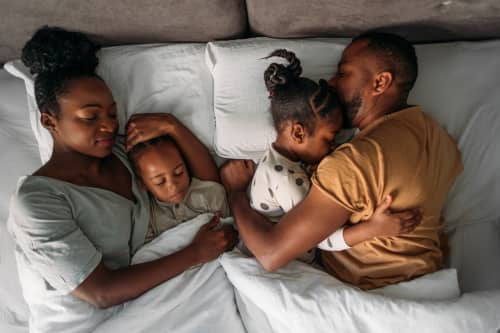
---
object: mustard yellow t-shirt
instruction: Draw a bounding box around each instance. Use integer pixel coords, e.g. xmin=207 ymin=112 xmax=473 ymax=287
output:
xmin=311 ymin=106 xmax=463 ymax=290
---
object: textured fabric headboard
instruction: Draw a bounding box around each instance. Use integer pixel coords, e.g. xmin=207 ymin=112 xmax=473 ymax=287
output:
xmin=0 ymin=0 xmax=247 ymax=64
xmin=246 ymin=0 xmax=500 ymax=42
xmin=2 ymin=0 xmax=500 ymax=64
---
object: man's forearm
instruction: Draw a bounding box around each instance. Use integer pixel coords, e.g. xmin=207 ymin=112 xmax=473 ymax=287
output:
xmin=229 ymin=191 xmax=276 ymax=259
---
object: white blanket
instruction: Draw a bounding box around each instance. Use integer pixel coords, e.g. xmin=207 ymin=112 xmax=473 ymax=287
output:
xmin=220 ymin=251 xmax=500 ymax=333
xmin=94 ymin=214 xmax=246 ymax=333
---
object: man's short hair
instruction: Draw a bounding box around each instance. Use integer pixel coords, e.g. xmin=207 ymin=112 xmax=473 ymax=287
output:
xmin=353 ymin=32 xmax=418 ymax=95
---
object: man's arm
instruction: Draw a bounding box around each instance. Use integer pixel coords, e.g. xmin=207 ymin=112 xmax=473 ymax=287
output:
xmin=229 ymin=185 xmax=350 ymax=271
xmin=221 ymin=159 xmax=349 ymax=271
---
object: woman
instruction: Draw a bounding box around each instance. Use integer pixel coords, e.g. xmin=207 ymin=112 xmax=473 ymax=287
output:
xmin=8 ymin=26 xmax=237 ymax=332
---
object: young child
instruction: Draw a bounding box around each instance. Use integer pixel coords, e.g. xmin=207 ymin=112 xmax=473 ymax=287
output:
xmin=128 ymin=117 xmax=230 ymax=243
xmin=249 ymin=49 xmax=413 ymax=260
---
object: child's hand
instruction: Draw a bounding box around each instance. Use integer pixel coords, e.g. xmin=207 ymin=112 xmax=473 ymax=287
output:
xmin=126 ymin=113 xmax=180 ymax=151
xmin=367 ymin=195 xmax=423 ymax=237
xmin=220 ymin=160 xmax=255 ymax=193
xmin=189 ymin=213 xmax=239 ymax=264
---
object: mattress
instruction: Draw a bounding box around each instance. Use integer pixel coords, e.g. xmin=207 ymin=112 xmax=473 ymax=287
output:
xmin=1 ymin=34 xmax=500 ymax=331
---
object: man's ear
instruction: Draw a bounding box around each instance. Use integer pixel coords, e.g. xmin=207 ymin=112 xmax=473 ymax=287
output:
xmin=372 ymin=71 xmax=393 ymax=96
xmin=291 ymin=122 xmax=307 ymax=144
xmin=40 ymin=112 xmax=58 ymax=134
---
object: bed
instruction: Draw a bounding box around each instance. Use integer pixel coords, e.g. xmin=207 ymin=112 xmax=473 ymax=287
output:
xmin=1 ymin=1 xmax=500 ymax=332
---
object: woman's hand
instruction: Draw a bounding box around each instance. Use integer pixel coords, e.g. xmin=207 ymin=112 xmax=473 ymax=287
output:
xmin=367 ymin=195 xmax=423 ymax=237
xmin=219 ymin=160 xmax=256 ymax=193
xmin=126 ymin=113 xmax=180 ymax=151
xmin=188 ymin=213 xmax=239 ymax=264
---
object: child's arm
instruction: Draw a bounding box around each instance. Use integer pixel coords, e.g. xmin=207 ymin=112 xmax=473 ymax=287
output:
xmin=126 ymin=113 xmax=220 ymax=183
xmin=318 ymin=195 xmax=422 ymax=251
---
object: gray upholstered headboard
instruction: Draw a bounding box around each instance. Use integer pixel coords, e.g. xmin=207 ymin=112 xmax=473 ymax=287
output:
xmin=2 ymin=0 xmax=500 ymax=64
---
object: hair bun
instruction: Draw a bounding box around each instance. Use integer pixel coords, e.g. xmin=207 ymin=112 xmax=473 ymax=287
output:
xmin=21 ymin=26 xmax=101 ymax=76
xmin=263 ymin=49 xmax=302 ymax=93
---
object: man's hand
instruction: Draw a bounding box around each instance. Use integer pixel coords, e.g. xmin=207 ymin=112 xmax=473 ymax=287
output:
xmin=219 ymin=160 xmax=256 ymax=193
xmin=367 ymin=195 xmax=423 ymax=237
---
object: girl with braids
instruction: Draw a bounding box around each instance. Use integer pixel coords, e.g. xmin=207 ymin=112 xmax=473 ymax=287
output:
xmin=247 ymin=49 xmax=418 ymax=261
xmin=8 ymin=27 xmax=237 ymax=332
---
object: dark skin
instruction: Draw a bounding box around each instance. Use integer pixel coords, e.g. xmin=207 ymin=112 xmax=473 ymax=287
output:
xmin=220 ymin=39 xmax=422 ymax=272
xmin=36 ymin=76 xmax=237 ymax=309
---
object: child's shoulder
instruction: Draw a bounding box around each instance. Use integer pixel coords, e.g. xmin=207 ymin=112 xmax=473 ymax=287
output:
xmin=252 ymin=147 xmax=308 ymax=189
xmin=189 ymin=177 xmax=225 ymax=194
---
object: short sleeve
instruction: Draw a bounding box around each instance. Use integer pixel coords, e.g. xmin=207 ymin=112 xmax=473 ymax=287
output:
xmin=9 ymin=189 xmax=102 ymax=293
xmin=311 ymin=141 xmax=381 ymax=223
xmin=274 ymin=172 xmax=310 ymax=213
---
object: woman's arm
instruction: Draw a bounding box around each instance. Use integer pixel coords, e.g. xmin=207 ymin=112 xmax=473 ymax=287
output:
xmin=72 ymin=216 xmax=237 ymax=308
xmin=126 ymin=113 xmax=220 ymax=183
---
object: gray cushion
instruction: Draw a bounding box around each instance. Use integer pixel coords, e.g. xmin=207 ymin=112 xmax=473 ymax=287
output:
xmin=0 ymin=0 xmax=247 ymax=64
xmin=246 ymin=0 xmax=500 ymax=42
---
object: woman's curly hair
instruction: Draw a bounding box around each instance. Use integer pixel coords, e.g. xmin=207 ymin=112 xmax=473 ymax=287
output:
xmin=263 ymin=49 xmax=340 ymax=134
xmin=21 ymin=26 xmax=101 ymax=115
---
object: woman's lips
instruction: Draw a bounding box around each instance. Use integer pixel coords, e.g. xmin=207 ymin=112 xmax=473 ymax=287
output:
xmin=96 ymin=137 xmax=115 ymax=147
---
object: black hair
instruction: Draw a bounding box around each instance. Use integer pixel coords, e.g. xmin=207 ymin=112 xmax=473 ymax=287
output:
xmin=21 ymin=26 xmax=102 ymax=115
xmin=263 ymin=49 xmax=341 ymax=134
xmin=352 ymin=31 xmax=418 ymax=96
xmin=128 ymin=135 xmax=189 ymax=178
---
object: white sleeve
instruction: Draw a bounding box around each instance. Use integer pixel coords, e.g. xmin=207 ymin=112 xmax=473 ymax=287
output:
xmin=317 ymin=227 xmax=351 ymax=251
xmin=9 ymin=190 xmax=102 ymax=293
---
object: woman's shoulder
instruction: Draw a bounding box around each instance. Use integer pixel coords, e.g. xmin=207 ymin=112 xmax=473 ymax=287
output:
xmin=13 ymin=176 xmax=68 ymax=207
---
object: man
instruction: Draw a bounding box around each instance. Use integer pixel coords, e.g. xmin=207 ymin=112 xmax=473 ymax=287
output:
xmin=220 ymin=32 xmax=463 ymax=289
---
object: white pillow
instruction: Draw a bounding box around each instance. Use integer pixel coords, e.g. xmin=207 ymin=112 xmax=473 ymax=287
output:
xmin=4 ymin=43 xmax=214 ymax=164
xmin=220 ymin=251 xmax=500 ymax=333
xmin=206 ymin=37 xmax=349 ymax=161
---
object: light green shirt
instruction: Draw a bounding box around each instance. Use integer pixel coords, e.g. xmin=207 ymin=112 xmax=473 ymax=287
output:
xmin=8 ymin=139 xmax=150 ymax=332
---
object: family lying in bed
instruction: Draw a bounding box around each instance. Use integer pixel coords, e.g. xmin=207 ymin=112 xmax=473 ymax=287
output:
xmin=8 ymin=26 xmax=462 ymax=331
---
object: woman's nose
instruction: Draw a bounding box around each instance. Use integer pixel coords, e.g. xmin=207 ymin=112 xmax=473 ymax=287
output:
xmin=100 ymin=116 xmax=118 ymax=132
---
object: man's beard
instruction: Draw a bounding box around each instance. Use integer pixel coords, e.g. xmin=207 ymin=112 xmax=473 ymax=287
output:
xmin=340 ymin=92 xmax=362 ymax=128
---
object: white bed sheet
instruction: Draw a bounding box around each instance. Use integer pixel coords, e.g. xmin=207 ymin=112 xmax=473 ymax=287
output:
xmin=221 ymin=251 xmax=500 ymax=333
xmin=94 ymin=214 xmax=246 ymax=333
xmin=1 ymin=35 xmax=500 ymax=331
xmin=0 ymin=69 xmax=39 ymax=333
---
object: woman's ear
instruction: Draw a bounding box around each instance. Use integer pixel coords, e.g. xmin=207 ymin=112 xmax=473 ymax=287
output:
xmin=291 ymin=122 xmax=306 ymax=144
xmin=40 ymin=112 xmax=58 ymax=134
xmin=372 ymin=71 xmax=393 ymax=96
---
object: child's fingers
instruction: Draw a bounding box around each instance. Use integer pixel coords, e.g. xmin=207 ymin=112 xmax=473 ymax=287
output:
xmin=400 ymin=217 xmax=421 ymax=233
xmin=126 ymin=132 xmax=140 ymax=151
xmin=203 ymin=216 xmax=220 ymax=230
xmin=244 ymin=159 xmax=256 ymax=174
xmin=375 ymin=195 xmax=392 ymax=214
